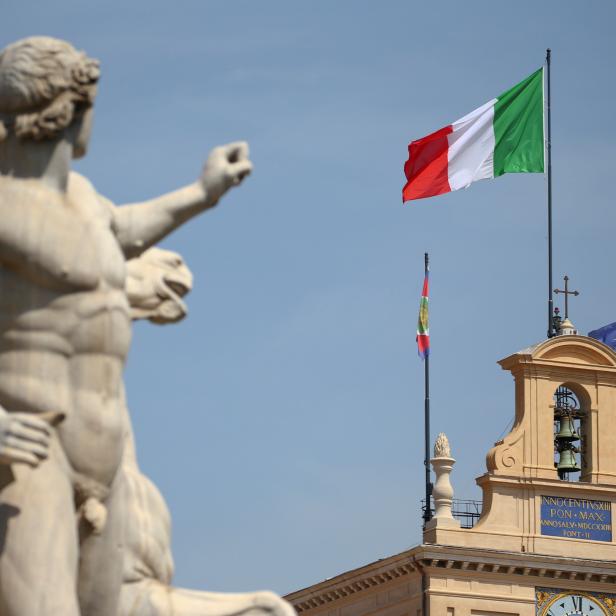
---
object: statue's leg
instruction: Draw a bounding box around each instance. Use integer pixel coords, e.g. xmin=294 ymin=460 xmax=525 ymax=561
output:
xmin=121 ymin=581 xmax=296 ymax=616
xmin=170 ymin=588 xmax=296 ymax=616
xmin=78 ymin=471 xmax=125 ymax=616
xmin=118 ymin=464 xmax=174 ymax=616
xmin=116 ymin=466 xmax=296 ymax=616
xmin=0 ymin=436 xmax=80 ymax=616
xmin=120 ymin=579 xmax=170 ymax=616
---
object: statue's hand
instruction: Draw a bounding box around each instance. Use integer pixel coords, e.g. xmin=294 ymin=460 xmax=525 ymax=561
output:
xmin=200 ymin=142 xmax=252 ymax=205
xmin=0 ymin=409 xmax=52 ymax=467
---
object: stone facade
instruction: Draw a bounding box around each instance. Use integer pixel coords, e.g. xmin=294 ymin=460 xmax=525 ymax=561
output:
xmin=286 ymin=335 xmax=616 ymax=615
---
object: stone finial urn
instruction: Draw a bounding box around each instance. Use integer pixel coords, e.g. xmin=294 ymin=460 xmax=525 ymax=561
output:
xmin=425 ymin=432 xmax=460 ymax=530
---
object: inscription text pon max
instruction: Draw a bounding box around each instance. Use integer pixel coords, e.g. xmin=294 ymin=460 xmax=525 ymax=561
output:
xmin=540 ymin=495 xmax=612 ymax=541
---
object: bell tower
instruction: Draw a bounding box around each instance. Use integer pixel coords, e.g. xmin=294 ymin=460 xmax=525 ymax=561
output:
xmin=287 ymin=332 xmax=616 ymax=616
xmin=425 ymin=332 xmax=616 ymax=560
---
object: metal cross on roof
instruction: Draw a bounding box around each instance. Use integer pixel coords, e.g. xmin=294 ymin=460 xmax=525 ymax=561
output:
xmin=554 ymin=275 xmax=579 ymax=320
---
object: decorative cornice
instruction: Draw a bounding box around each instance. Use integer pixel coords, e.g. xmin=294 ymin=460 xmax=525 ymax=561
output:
xmin=499 ymin=335 xmax=616 ymax=374
xmin=285 ymin=550 xmax=418 ymax=613
xmin=475 ymin=472 xmax=616 ymax=495
xmin=287 ymin=562 xmax=417 ymax=612
xmin=285 ymin=544 xmax=616 ymax=613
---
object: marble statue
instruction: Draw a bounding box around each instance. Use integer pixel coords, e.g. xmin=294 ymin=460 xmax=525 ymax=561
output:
xmin=0 ymin=35 xmax=291 ymax=616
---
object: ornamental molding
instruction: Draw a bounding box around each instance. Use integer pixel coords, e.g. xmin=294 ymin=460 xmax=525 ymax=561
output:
xmin=285 ymin=550 xmax=418 ymax=613
xmin=285 ymin=545 xmax=616 ymax=613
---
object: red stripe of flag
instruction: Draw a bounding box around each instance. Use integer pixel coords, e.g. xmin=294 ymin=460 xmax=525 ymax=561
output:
xmin=421 ymin=272 xmax=429 ymax=297
xmin=402 ymin=125 xmax=452 ymax=202
xmin=417 ymin=334 xmax=429 ymax=359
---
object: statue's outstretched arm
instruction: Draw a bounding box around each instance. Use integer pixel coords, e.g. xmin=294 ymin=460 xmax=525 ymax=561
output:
xmin=114 ymin=142 xmax=251 ymax=259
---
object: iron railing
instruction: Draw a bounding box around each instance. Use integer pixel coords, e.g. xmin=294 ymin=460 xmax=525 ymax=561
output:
xmin=421 ymin=498 xmax=482 ymax=529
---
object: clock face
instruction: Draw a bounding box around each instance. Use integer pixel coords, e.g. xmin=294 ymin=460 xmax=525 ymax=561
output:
xmin=540 ymin=593 xmax=609 ymax=616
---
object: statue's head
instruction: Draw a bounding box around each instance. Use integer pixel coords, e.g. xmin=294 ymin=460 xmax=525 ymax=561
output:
xmin=125 ymin=247 xmax=194 ymax=324
xmin=0 ymin=36 xmax=100 ymax=157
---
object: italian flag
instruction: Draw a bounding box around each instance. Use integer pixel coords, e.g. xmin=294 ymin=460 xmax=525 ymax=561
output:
xmin=403 ymin=68 xmax=544 ymax=202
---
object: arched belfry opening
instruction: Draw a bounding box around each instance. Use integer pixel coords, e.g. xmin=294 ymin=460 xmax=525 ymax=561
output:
xmin=553 ymin=384 xmax=588 ymax=481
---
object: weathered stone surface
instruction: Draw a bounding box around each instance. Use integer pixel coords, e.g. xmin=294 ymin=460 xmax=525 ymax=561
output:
xmin=0 ymin=35 xmax=292 ymax=616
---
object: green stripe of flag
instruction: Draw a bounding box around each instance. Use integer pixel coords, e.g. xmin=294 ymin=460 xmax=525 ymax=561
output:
xmin=493 ymin=67 xmax=544 ymax=177
xmin=417 ymin=297 xmax=429 ymax=335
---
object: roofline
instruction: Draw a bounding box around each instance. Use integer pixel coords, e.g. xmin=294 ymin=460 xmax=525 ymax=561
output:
xmin=498 ymin=334 xmax=616 ymax=371
xmin=285 ymin=543 xmax=616 ymax=612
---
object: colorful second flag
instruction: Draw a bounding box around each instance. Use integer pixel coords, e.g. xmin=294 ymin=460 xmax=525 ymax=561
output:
xmin=417 ymin=268 xmax=429 ymax=359
xmin=403 ymin=68 xmax=544 ymax=202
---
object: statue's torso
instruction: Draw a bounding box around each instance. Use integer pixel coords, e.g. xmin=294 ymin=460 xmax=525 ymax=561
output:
xmin=0 ymin=173 xmax=130 ymax=486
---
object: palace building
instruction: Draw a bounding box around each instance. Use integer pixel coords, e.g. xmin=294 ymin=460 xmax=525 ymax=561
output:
xmin=285 ymin=330 xmax=616 ymax=615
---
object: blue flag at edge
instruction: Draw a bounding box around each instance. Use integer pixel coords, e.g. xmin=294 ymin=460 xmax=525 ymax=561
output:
xmin=588 ymin=322 xmax=616 ymax=351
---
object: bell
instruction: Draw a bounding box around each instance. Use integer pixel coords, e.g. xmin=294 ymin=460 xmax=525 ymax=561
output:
xmin=557 ymin=448 xmax=580 ymax=473
xmin=555 ymin=416 xmax=579 ymax=442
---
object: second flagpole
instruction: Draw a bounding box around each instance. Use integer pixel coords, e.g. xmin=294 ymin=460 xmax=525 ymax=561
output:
xmin=423 ymin=252 xmax=432 ymax=526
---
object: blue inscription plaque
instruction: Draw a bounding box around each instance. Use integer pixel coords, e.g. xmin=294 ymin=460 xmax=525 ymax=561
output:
xmin=540 ymin=495 xmax=612 ymax=542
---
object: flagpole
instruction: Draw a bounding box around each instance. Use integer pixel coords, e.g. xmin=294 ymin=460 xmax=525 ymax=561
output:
xmin=546 ymin=48 xmax=554 ymax=338
xmin=423 ymin=252 xmax=432 ymax=526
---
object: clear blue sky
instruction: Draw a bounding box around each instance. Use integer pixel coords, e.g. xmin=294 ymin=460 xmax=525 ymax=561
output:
xmin=4 ymin=0 xmax=616 ymax=596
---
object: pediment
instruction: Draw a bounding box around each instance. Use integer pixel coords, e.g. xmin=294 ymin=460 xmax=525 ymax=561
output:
xmin=500 ymin=335 xmax=616 ymax=370
xmin=533 ymin=336 xmax=616 ymax=366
